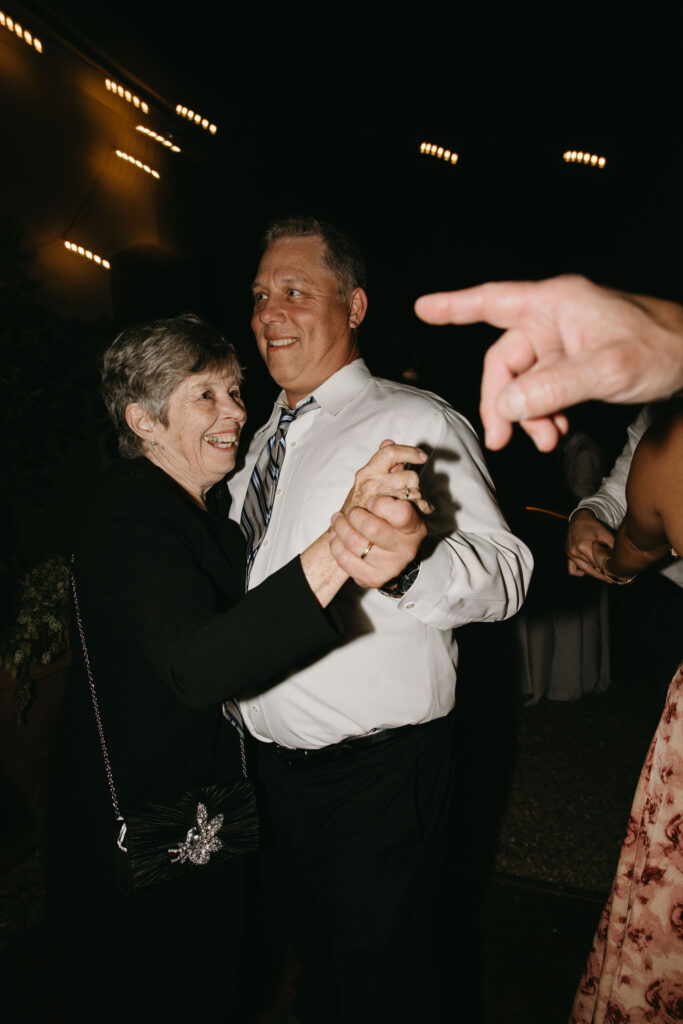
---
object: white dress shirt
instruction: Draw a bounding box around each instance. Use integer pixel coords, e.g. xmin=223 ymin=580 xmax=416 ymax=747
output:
xmin=574 ymin=404 xmax=683 ymax=586
xmin=229 ymin=359 xmax=533 ymax=748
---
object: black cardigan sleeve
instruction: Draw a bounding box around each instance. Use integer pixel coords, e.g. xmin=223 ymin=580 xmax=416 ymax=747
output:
xmin=165 ymin=557 xmax=342 ymax=707
xmin=77 ymin=491 xmax=342 ymax=709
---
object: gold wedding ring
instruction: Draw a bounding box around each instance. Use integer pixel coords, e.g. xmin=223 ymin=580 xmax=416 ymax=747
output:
xmin=404 ymin=486 xmax=411 ymax=500
xmin=360 ymin=541 xmax=373 ymax=560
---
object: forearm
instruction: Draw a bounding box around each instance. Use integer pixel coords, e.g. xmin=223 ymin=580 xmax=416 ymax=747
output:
xmin=608 ymin=519 xmax=670 ymax=578
xmin=300 ymin=531 xmax=348 ymax=607
xmin=398 ymin=408 xmax=532 ymax=627
xmin=166 ymin=556 xmax=342 ymax=705
xmin=405 ymin=530 xmax=532 ymax=627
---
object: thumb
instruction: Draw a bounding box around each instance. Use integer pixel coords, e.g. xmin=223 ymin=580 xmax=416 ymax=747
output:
xmin=497 ymin=353 xmax=604 ymax=423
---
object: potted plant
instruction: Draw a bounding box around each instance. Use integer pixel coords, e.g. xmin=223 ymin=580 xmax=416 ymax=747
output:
xmin=0 ymin=556 xmax=71 ymax=717
xmin=0 ymin=556 xmax=71 ymax=865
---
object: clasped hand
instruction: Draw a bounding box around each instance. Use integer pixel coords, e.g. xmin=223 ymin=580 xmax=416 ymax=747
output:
xmin=329 ymin=440 xmax=430 ymax=588
xmin=566 ymin=509 xmax=616 ymax=581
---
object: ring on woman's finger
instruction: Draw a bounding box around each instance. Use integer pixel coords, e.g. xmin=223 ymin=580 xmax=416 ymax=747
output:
xmin=404 ymin=486 xmax=411 ymax=501
xmin=360 ymin=541 xmax=373 ymax=560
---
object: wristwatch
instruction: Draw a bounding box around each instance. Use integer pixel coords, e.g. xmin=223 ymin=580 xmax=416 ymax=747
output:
xmin=379 ymin=560 xmax=421 ymax=598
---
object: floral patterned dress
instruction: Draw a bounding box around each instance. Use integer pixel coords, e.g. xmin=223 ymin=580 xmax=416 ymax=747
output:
xmin=571 ymin=663 xmax=683 ymax=1023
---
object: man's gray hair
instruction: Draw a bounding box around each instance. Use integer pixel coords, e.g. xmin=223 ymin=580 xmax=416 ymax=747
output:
xmin=101 ymin=313 xmax=243 ymax=459
xmin=263 ymin=216 xmax=367 ymax=300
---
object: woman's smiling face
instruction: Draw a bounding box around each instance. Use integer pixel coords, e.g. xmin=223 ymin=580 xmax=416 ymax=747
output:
xmin=144 ymin=369 xmax=246 ymax=502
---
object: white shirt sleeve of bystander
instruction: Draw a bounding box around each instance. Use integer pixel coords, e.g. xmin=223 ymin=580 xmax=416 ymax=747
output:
xmin=573 ymin=406 xmax=656 ymax=529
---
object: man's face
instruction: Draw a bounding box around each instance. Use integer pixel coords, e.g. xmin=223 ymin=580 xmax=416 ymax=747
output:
xmin=251 ymin=235 xmax=366 ymax=408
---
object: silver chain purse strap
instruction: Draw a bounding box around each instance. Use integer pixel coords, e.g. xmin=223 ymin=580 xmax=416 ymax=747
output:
xmin=70 ymin=562 xmax=126 ymax=847
xmin=70 ymin=559 xmax=250 ymax=862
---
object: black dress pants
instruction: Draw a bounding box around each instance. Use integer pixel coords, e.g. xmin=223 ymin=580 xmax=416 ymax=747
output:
xmin=256 ymin=713 xmax=454 ymax=1024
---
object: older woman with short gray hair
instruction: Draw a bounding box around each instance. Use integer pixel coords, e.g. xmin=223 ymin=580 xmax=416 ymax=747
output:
xmin=47 ymin=313 xmax=427 ymax=1021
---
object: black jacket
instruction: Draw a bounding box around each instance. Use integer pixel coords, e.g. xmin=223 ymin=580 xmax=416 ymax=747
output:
xmin=60 ymin=456 xmax=340 ymax=812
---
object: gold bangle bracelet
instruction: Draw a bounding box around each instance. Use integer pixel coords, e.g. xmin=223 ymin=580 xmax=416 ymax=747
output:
xmin=603 ymin=556 xmax=636 ymax=585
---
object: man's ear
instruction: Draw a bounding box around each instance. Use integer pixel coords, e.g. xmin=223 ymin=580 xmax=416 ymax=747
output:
xmin=125 ymin=402 xmax=156 ymax=442
xmin=348 ymin=287 xmax=368 ymax=329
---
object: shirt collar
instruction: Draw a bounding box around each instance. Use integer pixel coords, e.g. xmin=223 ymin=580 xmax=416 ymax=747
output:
xmin=274 ymin=358 xmax=371 ymax=418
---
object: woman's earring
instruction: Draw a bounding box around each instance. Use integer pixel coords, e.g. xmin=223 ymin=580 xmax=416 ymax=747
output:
xmin=150 ymin=439 xmax=158 ymax=446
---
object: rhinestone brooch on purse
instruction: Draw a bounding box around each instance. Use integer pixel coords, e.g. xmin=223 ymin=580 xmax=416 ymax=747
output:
xmin=169 ymin=803 xmax=224 ymax=865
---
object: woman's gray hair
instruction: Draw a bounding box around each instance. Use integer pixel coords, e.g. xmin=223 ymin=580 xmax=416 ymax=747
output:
xmin=101 ymin=313 xmax=243 ymax=459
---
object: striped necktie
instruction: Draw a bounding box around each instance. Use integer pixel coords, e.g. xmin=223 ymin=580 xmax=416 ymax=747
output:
xmin=240 ymin=396 xmax=318 ymax=580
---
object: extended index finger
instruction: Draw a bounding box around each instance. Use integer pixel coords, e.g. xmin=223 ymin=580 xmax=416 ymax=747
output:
xmin=414 ymin=281 xmax=541 ymax=328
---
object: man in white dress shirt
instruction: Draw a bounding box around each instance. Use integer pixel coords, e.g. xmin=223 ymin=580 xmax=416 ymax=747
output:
xmin=229 ymin=217 xmax=532 ymax=1023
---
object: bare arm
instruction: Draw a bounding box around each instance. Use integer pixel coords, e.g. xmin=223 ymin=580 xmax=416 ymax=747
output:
xmin=566 ymin=406 xmax=666 ymax=580
xmin=594 ymin=410 xmax=683 ymax=579
xmin=415 ymin=276 xmax=683 ymax=452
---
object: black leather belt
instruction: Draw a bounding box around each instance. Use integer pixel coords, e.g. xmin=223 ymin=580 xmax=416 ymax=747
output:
xmin=272 ymin=720 xmax=424 ymax=769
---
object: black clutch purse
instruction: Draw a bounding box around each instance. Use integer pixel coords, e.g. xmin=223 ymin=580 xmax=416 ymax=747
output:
xmin=114 ymin=779 xmax=259 ymax=893
xmin=71 ymin=561 xmax=259 ymax=894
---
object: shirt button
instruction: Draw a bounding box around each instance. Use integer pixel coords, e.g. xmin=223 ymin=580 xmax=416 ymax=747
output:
xmin=289 ymin=441 xmax=296 ymax=447
xmin=252 ymin=705 xmax=259 ymax=713
xmin=263 ymin=539 xmax=269 ymax=547
xmin=276 ymin=488 xmax=282 ymax=495
xmin=405 ymin=602 xmax=415 ymax=609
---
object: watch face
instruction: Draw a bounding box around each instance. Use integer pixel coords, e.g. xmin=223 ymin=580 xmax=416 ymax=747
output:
xmin=380 ymin=562 xmax=420 ymax=597
xmin=401 ymin=565 xmax=420 ymax=593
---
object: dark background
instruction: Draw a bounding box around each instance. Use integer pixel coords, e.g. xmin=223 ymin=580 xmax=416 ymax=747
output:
xmin=3 ymin=9 xmax=683 ymax=1021
xmin=3 ymin=1 xmax=682 ymax=560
